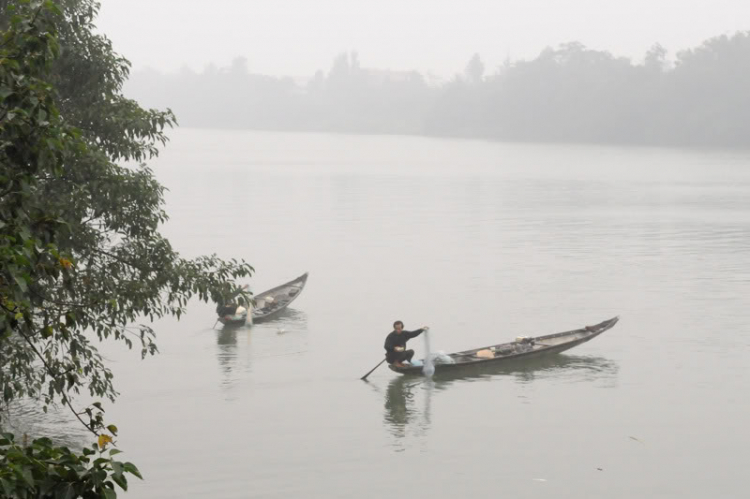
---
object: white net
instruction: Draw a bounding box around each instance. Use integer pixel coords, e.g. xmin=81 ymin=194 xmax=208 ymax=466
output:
xmin=422 ymin=328 xmax=435 ymax=377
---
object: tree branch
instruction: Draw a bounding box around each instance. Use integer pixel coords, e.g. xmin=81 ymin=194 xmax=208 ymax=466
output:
xmin=16 ymin=327 xmax=99 ymax=437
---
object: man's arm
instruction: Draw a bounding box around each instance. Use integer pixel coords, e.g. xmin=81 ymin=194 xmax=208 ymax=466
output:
xmin=384 ymin=333 xmax=397 ymax=352
xmin=404 ymin=328 xmax=425 ymax=340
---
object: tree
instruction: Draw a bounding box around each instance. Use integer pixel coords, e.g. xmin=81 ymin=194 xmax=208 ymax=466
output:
xmin=0 ymin=2 xmax=167 ymax=495
xmin=229 ymin=56 xmax=248 ymax=76
xmin=1 ymin=432 xmax=143 ymax=498
xmin=0 ymin=0 xmax=253 ymax=438
xmin=644 ymin=43 xmax=668 ymax=72
xmin=464 ymin=53 xmax=485 ymax=84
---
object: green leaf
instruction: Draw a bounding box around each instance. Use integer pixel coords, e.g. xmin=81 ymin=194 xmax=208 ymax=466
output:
xmin=55 ymin=484 xmax=75 ymax=499
xmin=39 ymin=476 xmax=57 ymax=496
xmin=111 ymin=473 xmax=128 ymax=491
xmin=123 ymin=461 xmax=143 ymax=480
xmin=0 ymin=478 xmax=13 ymax=497
xmin=112 ymin=460 xmax=123 ymax=478
xmin=13 ymin=275 xmax=28 ymax=293
xmin=20 ymin=467 xmax=35 ymax=487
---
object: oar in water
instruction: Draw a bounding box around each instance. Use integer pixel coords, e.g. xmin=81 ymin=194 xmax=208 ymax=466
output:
xmin=360 ymin=358 xmax=387 ymax=380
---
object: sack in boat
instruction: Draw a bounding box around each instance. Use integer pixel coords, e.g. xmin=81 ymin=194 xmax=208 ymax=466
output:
xmin=430 ymin=351 xmax=455 ymax=365
xmin=476 ymin=349 xmax=495 ymax=359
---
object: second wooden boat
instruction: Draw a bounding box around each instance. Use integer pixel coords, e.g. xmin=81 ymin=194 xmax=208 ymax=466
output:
xmin=251 ymin=272 xmax=309 ymax=322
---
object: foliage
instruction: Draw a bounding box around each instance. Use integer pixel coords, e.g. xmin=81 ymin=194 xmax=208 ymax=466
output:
xmin=0 ymin=1 xmax=252 ymax=496
xmin=0 ymin=0 xmax=253 ymax=422
xmin=0 ymin=432 xmax=141 ymax=498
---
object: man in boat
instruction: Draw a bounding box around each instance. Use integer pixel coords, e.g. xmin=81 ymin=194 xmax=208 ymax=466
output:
xmin=384 ymin=321 xmax=428 ymax=367
xmin=215 ymin=284 xmax=249 ymax=318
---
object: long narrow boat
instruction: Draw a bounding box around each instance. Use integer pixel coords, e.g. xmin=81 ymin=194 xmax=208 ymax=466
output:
xmin=388 ymin=316 xmax=619 ymax=375
xmin=251 ymin=272 xmax=309 ymax=322
xmin=217 ymin=272 xmax=309 ymax=326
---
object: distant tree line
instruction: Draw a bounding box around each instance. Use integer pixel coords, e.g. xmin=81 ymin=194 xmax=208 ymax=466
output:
xmin=127 ymin=33 xmax=750 ymax=147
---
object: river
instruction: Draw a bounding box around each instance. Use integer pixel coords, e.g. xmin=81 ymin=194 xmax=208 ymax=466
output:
xmin=19 ymin=129 xmax=750 ymax=498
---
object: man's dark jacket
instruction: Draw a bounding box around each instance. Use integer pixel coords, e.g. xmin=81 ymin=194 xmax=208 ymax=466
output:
xmin=384 ymin=328 xmax=424 ymax=363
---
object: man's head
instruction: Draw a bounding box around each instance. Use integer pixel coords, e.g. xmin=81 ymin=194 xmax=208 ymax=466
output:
xmin=393 ymin=320 xmax=404 ymax=333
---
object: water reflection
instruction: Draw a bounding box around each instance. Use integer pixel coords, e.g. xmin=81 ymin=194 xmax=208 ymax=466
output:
xmin=382 ymin=354 xmax=618 ymax=447
xmin=383 ymin=376 xmax=434 ymax=447
xmin=214 ymin=309 xmax=309 ymax=393
xmin=215 ymin=325 xmax=251 ymax=393
xmin=252 ymin=307 xmax=307 ymax=326
xmin=428 ymin=353 xmax=619 ymax=387
xmin=1 ymin=401 xmax=90 ymax=450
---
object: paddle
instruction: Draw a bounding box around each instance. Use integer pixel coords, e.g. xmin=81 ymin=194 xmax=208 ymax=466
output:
xmin=360 ymin=358 xmax=387 ymax=380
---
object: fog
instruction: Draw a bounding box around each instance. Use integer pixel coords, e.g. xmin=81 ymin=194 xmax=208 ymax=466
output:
xmin=99 ymin=0 xmax=750 ymax=78
xmin=99 ymin=0 xmax=750 ymax=146
xmin=124 ymin=35 xmax=750 ymax=146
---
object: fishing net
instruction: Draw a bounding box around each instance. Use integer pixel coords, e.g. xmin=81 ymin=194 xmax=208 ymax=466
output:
xmin=422 ymin=328 xmax=435 ymax=377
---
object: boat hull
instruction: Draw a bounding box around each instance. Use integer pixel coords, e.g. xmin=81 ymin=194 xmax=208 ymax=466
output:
xmin=217 ymin=312 xmax=247 ymax=326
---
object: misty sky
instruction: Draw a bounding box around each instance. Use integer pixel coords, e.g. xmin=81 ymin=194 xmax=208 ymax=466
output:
xmin=97 ymin=0 xmax=750 ymax=78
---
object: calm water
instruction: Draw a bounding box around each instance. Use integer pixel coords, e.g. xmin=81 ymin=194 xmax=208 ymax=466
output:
xmin=16 ymin=130 xmax=750 ymax=498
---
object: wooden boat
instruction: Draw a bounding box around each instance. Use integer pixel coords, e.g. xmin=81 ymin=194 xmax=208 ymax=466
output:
xmin=217 ymin=272 xmax=309 ymax=326
xmin=251 ymin=272 xmax=309 ymax=322
xmin=388 ymin=316 xmax=619 ymax=376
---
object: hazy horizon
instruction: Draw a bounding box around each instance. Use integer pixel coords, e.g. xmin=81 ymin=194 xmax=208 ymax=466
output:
xmin=98 ymin=0 xmax=750 ymax=79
